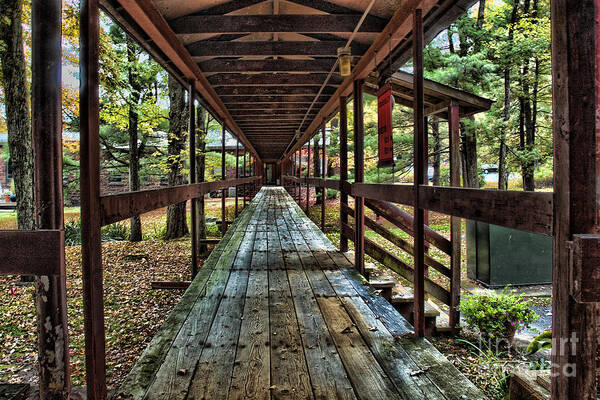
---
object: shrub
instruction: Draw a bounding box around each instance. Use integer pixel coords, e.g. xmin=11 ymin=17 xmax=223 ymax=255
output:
xmin=64 ymin=218 xmax=129 ymax=245
xmin=102 ymin=222 xmax=129 ymax=241
xmin=65 ymin=218 xmax=82 ymax=246
xmin=459 ymin=287 xmax=539 ymax=342
xmin=326 ymin=188 xmax=338 ymax=199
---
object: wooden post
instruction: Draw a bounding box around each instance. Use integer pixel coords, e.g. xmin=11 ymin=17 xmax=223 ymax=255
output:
xmin=32 ymin=0 xmax=70 ymax=395
xmin=293 ymin=152 xmax=297 ymax=199
xmin=195 ymin=104 xmax=208 ymax=256
xmin=235 ymin=139 xmax=239 ymax=217
xmin=298 ymin=148 xmax=302 ymax=202
xmin=243 ymin=149 xmax=247 ymax=207
xmin=306 ymin=138 xmax=311 ymax=213
xmin=80 ymin=0 xmax=107 ymax=397
xmin=321 ymin=124 xmax=326 ymax=231
xmin=339 ymin=95 xmax=349 ymax=253
xmin=412 ymin=8 xmax=426 ymax=337
xmin=189 ymin=84 xmax=198 ymax=278
xmin=448 ymin=100 xmax=461 ymax=331
xmin=221 ymin=124 xmax=226 ymax=235
xmin=353 ymin=79 xmax=365 ymax=275
xmin=551 ymin=1 xmax=599 ymax=398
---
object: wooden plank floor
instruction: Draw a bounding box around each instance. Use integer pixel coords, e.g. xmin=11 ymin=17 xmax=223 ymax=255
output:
xmin=114 ymin=187 xmax=486 ymax=400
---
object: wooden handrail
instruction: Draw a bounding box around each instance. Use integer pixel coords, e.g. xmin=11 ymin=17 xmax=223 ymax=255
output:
xmin=299 ymin=177 xmax=553 ymax=235
xmin=100 ymin=176 xmax=261 ymax=226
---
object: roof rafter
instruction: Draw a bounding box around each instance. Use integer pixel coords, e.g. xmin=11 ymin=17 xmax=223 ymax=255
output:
xmin=208 ymin=73 xmax=342 ymax=87
xmin=170 ymin=14 xmax=387 ymax=34
xmin=187 ymin=40 xmax=368 ymax=57
xmin=200 ymin=59 xmax=336 ymax=73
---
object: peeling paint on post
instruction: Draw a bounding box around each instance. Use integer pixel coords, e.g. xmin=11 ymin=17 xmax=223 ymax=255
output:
xmin=32 ymin=0 xmax=71 ymax=397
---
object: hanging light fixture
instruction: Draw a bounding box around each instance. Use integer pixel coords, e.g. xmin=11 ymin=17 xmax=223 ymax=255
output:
xmin=337 ymin=47 xmax=352 ymax=77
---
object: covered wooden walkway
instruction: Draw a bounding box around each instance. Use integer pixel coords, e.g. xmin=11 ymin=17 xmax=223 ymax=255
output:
xmin=114 ymin=187 xmax=484 ymax=400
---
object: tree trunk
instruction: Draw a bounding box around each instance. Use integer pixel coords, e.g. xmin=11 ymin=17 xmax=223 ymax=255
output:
xmin=499 ymin=66 xmax=511 ymax=190
xmin=196 ymin=107 xmax=208 ymax=255
xmin=460 ymin=122 xmax=479 ymax=188
xmin=165 ymin=75 xmax=189 ymax=239
xmin=456 ymin=13 xmax=481 ymax=189
xmin=0 ymin=0 xmax=34 ymax=231
xmin=473 ymin=0 xmax=486 ymax=53
xmin=498 ymin=0 xmax=518 ymax=191
xmin=430 ymin=117 xmax=441 ymax=186
xmin=127 ymin=38 xmax=142 ymax=241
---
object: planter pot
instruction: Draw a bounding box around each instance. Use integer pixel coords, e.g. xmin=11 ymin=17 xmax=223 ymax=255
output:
xmin=3 ymin=195 xmax=10 ymax=203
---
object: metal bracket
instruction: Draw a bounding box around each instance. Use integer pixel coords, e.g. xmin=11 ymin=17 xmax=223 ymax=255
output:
xmin=570 ymin=234 xmax=600 ymax=303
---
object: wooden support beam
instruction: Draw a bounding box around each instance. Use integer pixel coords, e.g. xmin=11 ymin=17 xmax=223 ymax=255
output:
xmin=189 ymin=84 xmax=198 ymax=278
xmin=234 ymin=115 xmax=306 ymax=121
xmin=0 ymin=231 xmax=64 ymax=275
xmin=227 ymin=103 xmax=324 ymax=111
xmin=221 ymin=124 xmax=227 ymax=236
xmin=200 ymin=59 xmax=336 ymax=74
xmin=571 ymin=234 xmax=600 ymax=303
xmin=551 ymin=1 xmax=599 ymax=397
xmin=223 ymin=95 xmax=329 ymax=104
xmin=339 ymin=95 xmax=349 ymax=252
xmin=198 ymin=239 xmax=220 ymax=245
xmin=188 ymin=0 xmax=265 ymax=15
xmin=321 ymin=124 xmax=326 ymax=231
xmin=306 ymin=139 xmax=311 ymax=213
xmin=448 ymin=100 xmax=461 ymax=332
xmin=171 ymin=14 xmax=387 ymax=34
xmin=298 ymin=147 xmax=302 ymax=202
xmin=231 ymin=109 xmax=318 ymax=116
xmin=188 ymin=41 xmax=368 ymax=57
xmin=353 ymin=79 xmax=365 ymax=275
xmin=208 ymin=73 xmax=342 ymax=87
xmin=216 ymin=86 xmax=337 ymax=96
xmin=243 ymin=150 xmax=247 ymax=207
xmin=31 ymin=0 xmax=70 ymax=395
xmin=412 ymin=8 xmax=425 ymax=337
xmin=150 ymin=281 xmax=191 ymax=290
xmin=80 ymin=0 xmax=107 ymax=397
xmin=235 ymin=140 xmax=239 ymax=217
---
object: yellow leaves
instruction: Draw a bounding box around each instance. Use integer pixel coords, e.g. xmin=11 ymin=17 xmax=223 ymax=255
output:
xmin=63 ymin=139 xmax=79 ymax=153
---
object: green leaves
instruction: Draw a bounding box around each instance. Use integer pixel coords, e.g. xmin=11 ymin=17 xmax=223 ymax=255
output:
xmin=459 ymin=287 xmax=540 ymax=341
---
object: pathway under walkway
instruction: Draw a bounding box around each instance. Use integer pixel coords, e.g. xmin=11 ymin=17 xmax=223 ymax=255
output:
xmin=114 ymin=187 xmax=485 ymax=400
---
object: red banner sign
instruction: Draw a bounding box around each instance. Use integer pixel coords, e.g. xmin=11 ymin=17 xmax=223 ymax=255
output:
xmin=377 ymin=82 xmax=394 ymax=168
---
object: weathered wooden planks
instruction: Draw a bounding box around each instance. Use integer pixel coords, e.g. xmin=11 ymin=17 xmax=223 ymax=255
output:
xmin=115 ymin=187 xmax=485 ymax=400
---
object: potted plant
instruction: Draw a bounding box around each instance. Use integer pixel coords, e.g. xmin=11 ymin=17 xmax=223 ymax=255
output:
xmin=3 ymin=189 xmax=11 ymax=203
xmin=460 ymin=287 xmax=539 ymax=345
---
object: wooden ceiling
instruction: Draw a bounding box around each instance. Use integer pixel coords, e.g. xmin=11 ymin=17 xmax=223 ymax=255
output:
xmin=101 ymin=0 xmax=478 ymax=161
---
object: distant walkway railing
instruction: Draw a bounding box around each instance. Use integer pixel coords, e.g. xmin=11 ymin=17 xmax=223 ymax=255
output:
xmin=282 ymin=175 xmax=553 ymax=332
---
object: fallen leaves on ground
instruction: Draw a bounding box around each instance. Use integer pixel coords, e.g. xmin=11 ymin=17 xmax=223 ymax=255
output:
xmin=0 ymin=238 xmax=196 ymax=389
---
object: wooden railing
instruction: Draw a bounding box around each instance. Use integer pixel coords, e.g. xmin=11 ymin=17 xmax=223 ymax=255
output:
xmin=283 ymin=175 xmax=554 ymax=330
xmin=100 ymin=176 xmax=261 ymax=225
